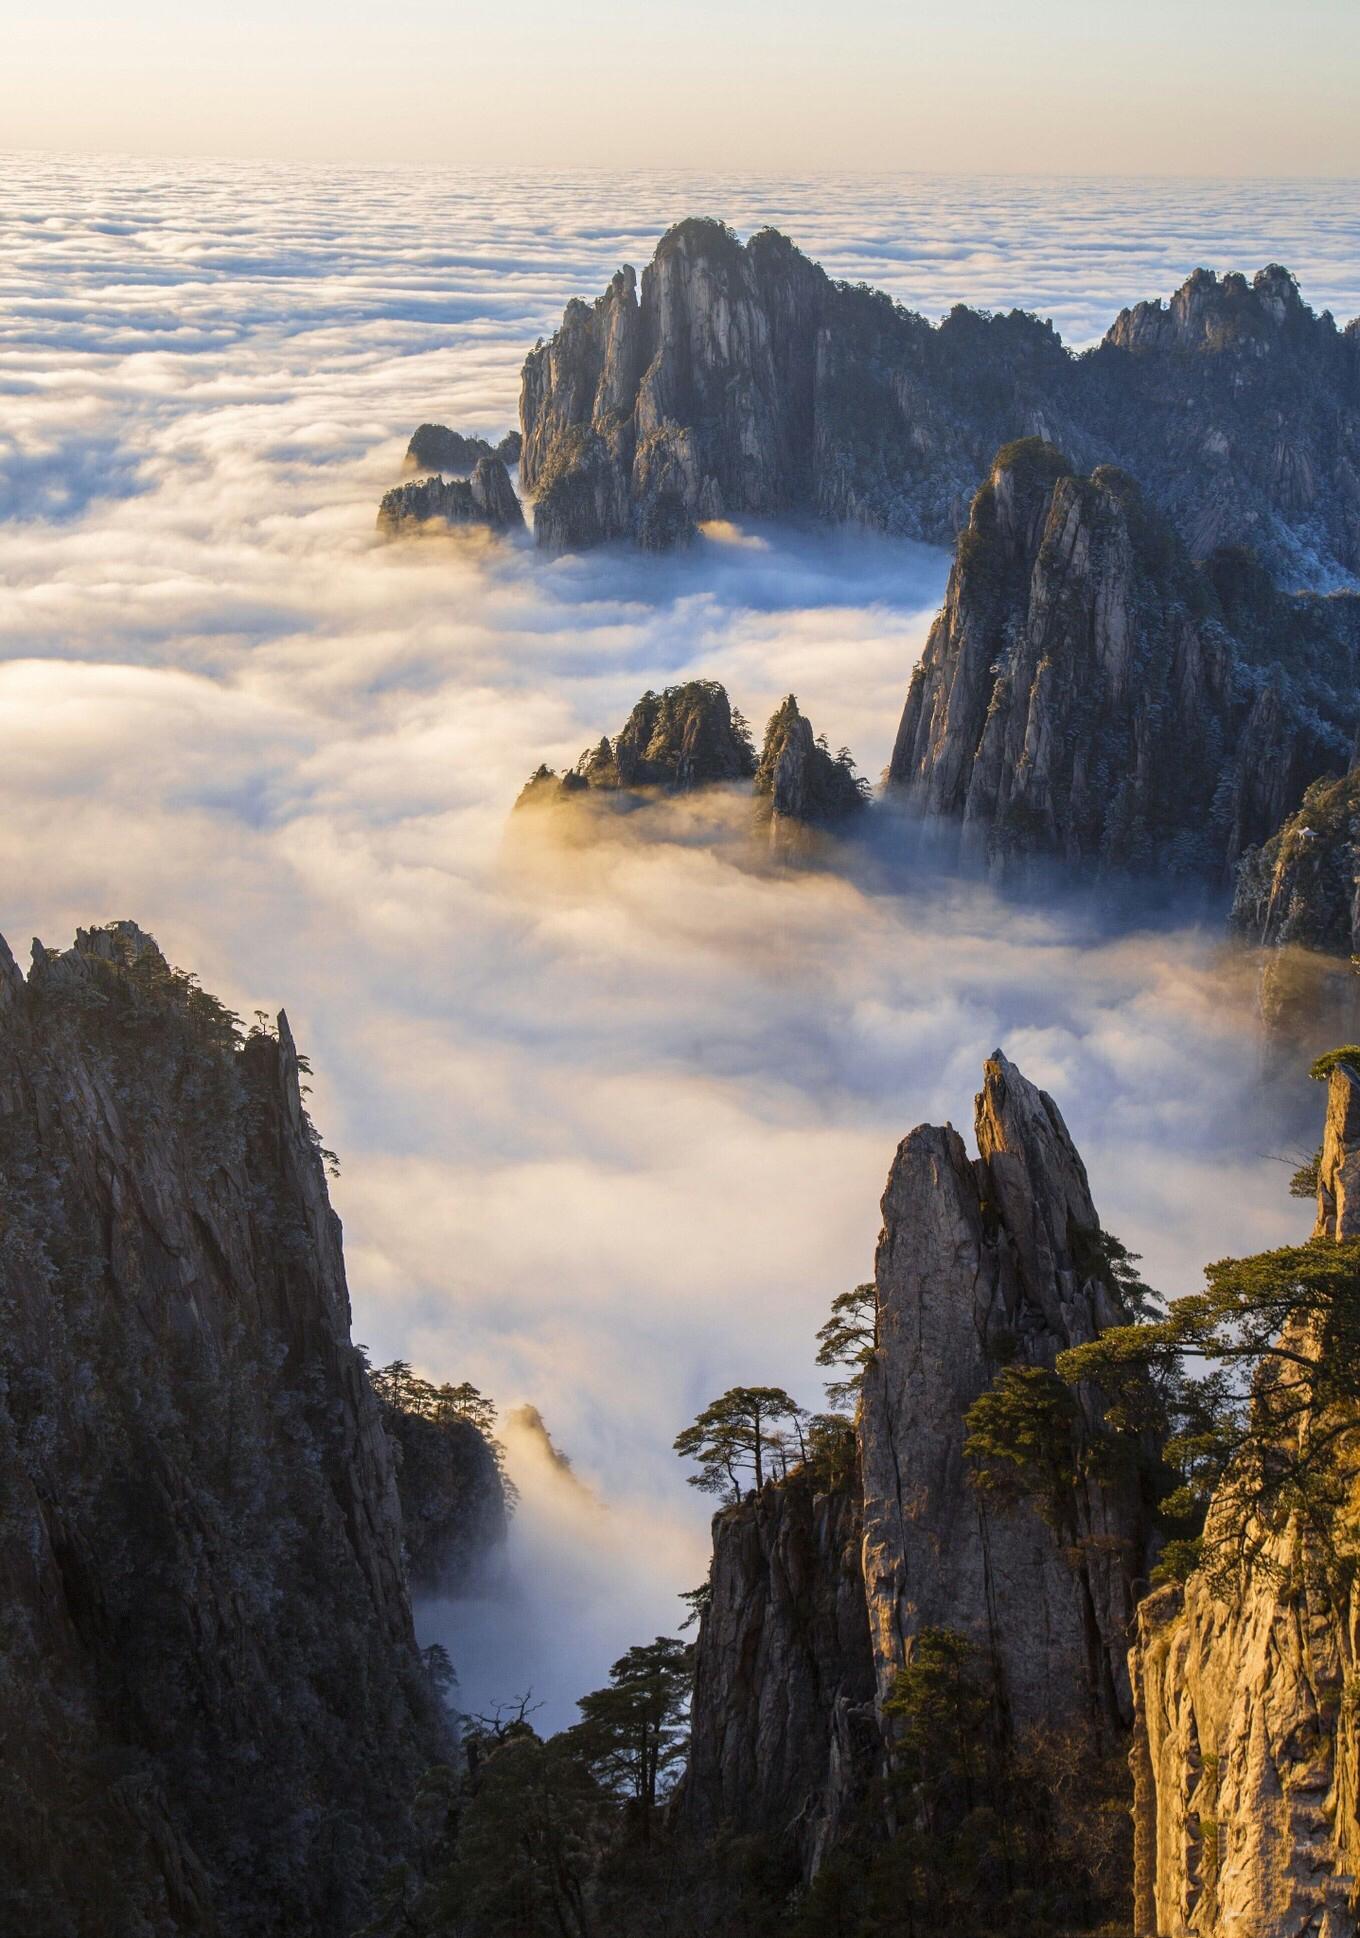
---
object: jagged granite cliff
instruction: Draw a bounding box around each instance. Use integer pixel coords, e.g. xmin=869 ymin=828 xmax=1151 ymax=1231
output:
xmin=887 ymin=440 xmax=1360 ymax=880
xmin=516 ymin=678 xmax=757 ymax=809
xmin=0 ymin=923 xmax=446 ymax=1938
xmin=519 ymin=220 xmax=1360 ymax=581
xmin=378 ymin=454 xmax=524 ymax=534
xmin=1128 ymin=1062 xmax=1360 ymax=1938
xmin=861 ymin=1048 xmax=1149 ymax=1732
xmin=680 ymin=1464 xmax=876 ymax=1880
xmin=753 ymin=695 xmax=866 ymax=857
xmin=378 ymin=1391 xmax=510 ymax=1601
xmin=515 ymin=683 xmax=872 ymax=860
xmin=680 ymin=1052 xmax=1151 ymax=1886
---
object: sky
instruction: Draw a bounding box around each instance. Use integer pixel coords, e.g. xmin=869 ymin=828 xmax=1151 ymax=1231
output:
xmin=2 ymin=1 xmax=1359 ymax=174
xmin=2 ymin=158 xmax=1357 ymax=1729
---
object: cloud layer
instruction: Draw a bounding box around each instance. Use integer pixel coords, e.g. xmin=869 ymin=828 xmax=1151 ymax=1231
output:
xmin=1 ymin=160 xmax=1349 ymax=1726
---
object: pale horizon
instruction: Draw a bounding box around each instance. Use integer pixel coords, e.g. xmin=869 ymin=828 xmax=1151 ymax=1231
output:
xmin=5 ymin=0 xmax=1358 ymax=176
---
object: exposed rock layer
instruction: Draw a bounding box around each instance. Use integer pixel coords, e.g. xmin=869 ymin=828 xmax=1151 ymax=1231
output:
xmin=520 ymin=220 xmax=1360 ymax=581
xmin=1128 ymin=1062 xmax=1360 ymax=1938
xmin=0 ymin=923 xmax=444 ymax=1937
xmin=888 ymin=441 xmax=1360 ymax=880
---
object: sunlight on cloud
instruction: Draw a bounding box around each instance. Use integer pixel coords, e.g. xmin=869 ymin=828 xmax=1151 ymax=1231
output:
xmin=0 ymin=159 xmax=1348 ymax=1715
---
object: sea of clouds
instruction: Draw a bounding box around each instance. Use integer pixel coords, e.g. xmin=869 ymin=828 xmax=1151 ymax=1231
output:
xmin=3 ymin=156 xmax=1358 ymax=1728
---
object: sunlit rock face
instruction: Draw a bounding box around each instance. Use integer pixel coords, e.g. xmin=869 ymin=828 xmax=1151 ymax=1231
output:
xmin=888 ymin=440 xmax=1360 ymax=882
xmin=753 ymin=695 xmax=866 ymax=861
xmin=520 ymin=224 xmax=1360 ymax=581
xmin=678 ymin=1466 xmax=877 ymax=1881
xmin=378 ymin=453 xmax=524 ymax=533
xmin=1128 ymin=1061 xmax=1360 ymax=1938
xmin=516 ymin=677 xmax=758 ymax=810
xmin=1232 ymin=766 xmax=1360 ymax=1047
xmin=860 ymin=1050 xmax=1150 ymax=1735
xmin=0 ymin=923 xmax=444 ymax=1938
xmin=681 ymin=1053 xmax=1152 ymax=1881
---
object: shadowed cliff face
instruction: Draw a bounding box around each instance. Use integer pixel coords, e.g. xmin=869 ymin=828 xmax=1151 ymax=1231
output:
xmin=860 ymin=1049 xmax=1150 ymax=1736
xmin=0 ymin=923 xmax=444 ymax=1938
xmin=519 ymin=222 xmax=1360 ymax=583
xmin=887 ymin=441 xmax=1360 ymax=883
xmin=1129 ymin=1063 xmax=1360 ymax=1938
xmin=679 ymin=1467 xmax=876 ymax=1882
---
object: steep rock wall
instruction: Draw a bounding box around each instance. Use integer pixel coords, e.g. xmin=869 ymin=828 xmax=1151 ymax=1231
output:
xmin=859 ymin=1050 xmax=1150 ymax=1733
xmin=887 ymin=441 xmax=1358 ymax=882
xmin=1232 ymin=767 xmax=1360 ymax=1047
xmin=0 ymin=923 xmax=445 ymax=1938
xmin=1128 ymin=1063 xmax=1360 ymax=1938
xmin=679 ymin=1465 xmax=876 ymax=1879
xmin=520 ymin=223 xmax=1360 ymax=582
xmin=681 ymin=1051 xmax=1152 ymax=1890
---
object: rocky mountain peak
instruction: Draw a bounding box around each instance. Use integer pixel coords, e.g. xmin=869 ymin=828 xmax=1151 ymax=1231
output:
xmin=1106 ymin=261 xmax=1316 ymax=356
xmin=404 ymin=424 xmax=521 ymax=474
xmin=860 ymin=1054 xmax=1149 ymax=1737
xmin=973 ymin=1048 xmax=1118 ymax=1334
xmin=753 ymin=695 xmax=866 ymax=853
xmin=683 ymin=1052 xmax=1146 ymax=1889
xmin=511 ymin=222 xmax=1360 ymax=576
xmin=981 ymin=435 xmax=1074 ymax=555
xmin=890 ymin=441 xmax=1355 ymax=881
xmin=516 ymin=678 xmax=757 ymax=808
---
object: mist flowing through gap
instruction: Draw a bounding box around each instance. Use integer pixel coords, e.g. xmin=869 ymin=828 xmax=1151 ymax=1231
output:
xmin=0 ymin=158 xmax=1346 ymax=1727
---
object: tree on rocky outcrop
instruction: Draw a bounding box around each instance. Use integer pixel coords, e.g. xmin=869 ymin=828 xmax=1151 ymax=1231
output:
xmin=1061 ymin=1233 xmax=1360 ymax=1589
xmin=515 ymin=680 xmax=758 ymax=811
xmin=371 ymin=1360 xmax=515 ymax=1595
xmin=793 ymin=1626 xmax=1133 ymax=1938
xmin=754 ymin=696 xmax=868 ymax=842
xmin=673 ymin=1386 xmax=807 ymax=1499
xmin=963 ymin=1364 xmax=1085 ymax=1533
xmin=1060 ymin=1052 xmax=1360 ymax=1590
xmin=814 ymin=1281 xmax=876 ymax=1408
xmin=569 ymin=1637 xmax=693 ymax=1845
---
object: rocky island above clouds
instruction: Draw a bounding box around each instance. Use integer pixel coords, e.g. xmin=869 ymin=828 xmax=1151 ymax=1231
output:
xmin=513 ymin=218 xmax=1360 ymax=582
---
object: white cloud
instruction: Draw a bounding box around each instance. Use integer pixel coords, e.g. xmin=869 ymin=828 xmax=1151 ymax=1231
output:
xmin=0 ymin=161 xmax=1345 ymax=1720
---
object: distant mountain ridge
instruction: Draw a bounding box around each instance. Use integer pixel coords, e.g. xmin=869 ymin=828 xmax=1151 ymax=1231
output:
xmin=516 ymin=217 xmax=1360 ymax=581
